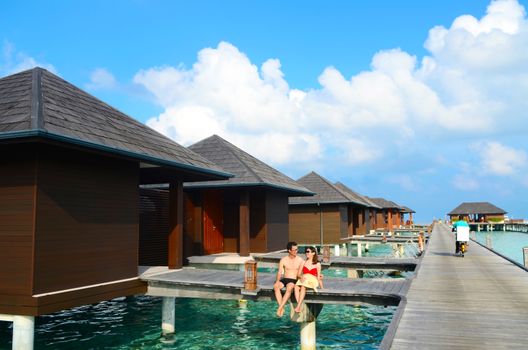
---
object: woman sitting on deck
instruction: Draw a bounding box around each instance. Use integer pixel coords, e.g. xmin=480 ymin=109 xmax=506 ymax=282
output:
xmin=294 ymin=246 xmax=323 ymax=313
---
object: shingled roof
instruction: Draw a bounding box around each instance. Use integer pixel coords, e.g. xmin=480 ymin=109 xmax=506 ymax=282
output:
xmin=334 ymin=182 xmax=381 ymax=208
xmin=289 ymin=171 xmax=361 ymax=205
xmin=400 ymin=205 xmax=415 ymax=213
xmin=0 ymin=68 xmax=230 ymax=180
xmin=448 ymin=202 xmax=507 ymax=215
xmin=185 ymin=135 xmax=313 ymax=196
xmin=367 ymin=197 xmax=402 ymax=209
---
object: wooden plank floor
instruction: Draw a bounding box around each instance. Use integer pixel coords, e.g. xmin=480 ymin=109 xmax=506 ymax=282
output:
xmin=255 ymin=253 xmax=417 ymax=271
xmin=389 ymin=223 xmax=528 ymax=349
xmin=141 ymin=268 xmax=409 ymax=306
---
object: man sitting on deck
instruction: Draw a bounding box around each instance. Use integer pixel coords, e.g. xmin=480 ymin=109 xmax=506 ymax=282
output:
xmin=274 ymin=241 xmax=304 ymax=317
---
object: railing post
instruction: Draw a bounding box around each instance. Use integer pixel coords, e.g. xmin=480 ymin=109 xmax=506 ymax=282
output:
xmin=523 ymin=247 xmax=528 ymax=268
xmin=486 ymin=235 xmax=492 ymax=249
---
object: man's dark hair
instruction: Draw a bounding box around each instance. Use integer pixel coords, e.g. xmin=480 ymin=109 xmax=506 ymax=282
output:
xmin=286 ymin=241 xmax=297 ymax=251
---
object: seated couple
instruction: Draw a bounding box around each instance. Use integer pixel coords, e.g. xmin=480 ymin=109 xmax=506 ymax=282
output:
xmin=273 ymin=242 xmax=324 ymax=317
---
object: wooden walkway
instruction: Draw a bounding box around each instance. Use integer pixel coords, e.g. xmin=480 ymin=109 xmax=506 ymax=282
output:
xmin=342 ymin=235 xmax=428 ymax=243
xmin=386 ymin=223 xmax=528 ymax=349
xmin=255 ymin=253 xmax=417 ymax=271
xmin=141 ymin=268 xmax=410 ymax=306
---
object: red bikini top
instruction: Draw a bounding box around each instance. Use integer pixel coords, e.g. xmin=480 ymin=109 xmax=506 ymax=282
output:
xmin=302 ymin=265 xmax=318 ymax=276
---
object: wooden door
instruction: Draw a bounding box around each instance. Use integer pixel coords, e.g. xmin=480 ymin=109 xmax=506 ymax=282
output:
xmin=203 ymin=190 xmax=224 ymax=254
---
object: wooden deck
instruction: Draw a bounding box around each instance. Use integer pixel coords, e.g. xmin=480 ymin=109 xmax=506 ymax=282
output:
xmin=385 ymin=223 xmax=528 ymax=349
xmin=255 ymin=253 xmax=417 ymax=271
xmin=141 ymin=268 xmax=410 ymax=306
xmin=341 ymin=235 xmax=428 ymax=243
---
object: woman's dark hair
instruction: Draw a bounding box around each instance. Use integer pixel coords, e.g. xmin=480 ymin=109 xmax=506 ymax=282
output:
xmin=306 ymin=246 xmax=319 ymax=263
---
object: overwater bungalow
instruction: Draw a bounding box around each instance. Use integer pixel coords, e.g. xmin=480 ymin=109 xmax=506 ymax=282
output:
xmin=0 ymin=68 xmax=230 ymax=322
xmin=288 ymin=172 xmax=369 ymax=244
xmin=366 ymin=197 xmax=404 ymax=231
xmin=333 ymin=182 xmax=381 ymax=235
xmin=447 ymin=202 xmax=507 ymax=223
xmin=185 ymin=135 xmax=313 ymax=256
xmin=139 ymin=135 xmax=313 ymax=261
xmin=400 ymin=205 xmax=416 ymax=226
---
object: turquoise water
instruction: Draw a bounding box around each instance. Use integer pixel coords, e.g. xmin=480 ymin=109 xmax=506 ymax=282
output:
xmin=473 ymin=230 xmax=528 ymax=265
xmin=0 ymin=243 xmax=414 ymax=349
xmin=0 ymin=296 xmax=395 ymax=349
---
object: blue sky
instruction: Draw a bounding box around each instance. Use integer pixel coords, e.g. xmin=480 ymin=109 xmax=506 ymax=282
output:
xmin=2 ymin=0 xmax=528 ymax=222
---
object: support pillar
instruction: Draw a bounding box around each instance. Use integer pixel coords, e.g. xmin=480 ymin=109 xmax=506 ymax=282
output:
xmin=347 ymin=269 xmax=359 ymax=278
xmin=357 ymin=243 xmax=362 ymax=257
xmin=291 ymin=303 xmax=322 ymax=350
xmin=365 ymin=208 xmax=371 ymax=235
xmin=300 ymin=321 xmax=316 ymax=350
xmin=346 ymin=243 xmax=353 ymax=257
xmin=334 ymin=244 xmax=340 ymax=256
xmin=239 ymin=190 xmax=250 ymax=257
xmin=12 ymin=315 xmax=34 ymax=350
xmin=161 ymin=297 xmax=176 ymax=340
xmin=168 ymin=181 xmax=183 ymax=269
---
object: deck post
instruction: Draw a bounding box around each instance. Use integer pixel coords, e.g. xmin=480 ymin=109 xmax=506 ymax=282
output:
xmin=523 ymin=247 xmax=528 ymax=268
xmin=357 ymin=242 xmax=362 ymax=257
xmin=300 ymin=321 xmax=316 ymax=350
xmin=161 ymin=297 xmax=176 ymax=341
xmin=12 ymin=315 xmax=34 ymax=350
xmin=334 ymin=244 xmax=340 ymax=256
xmin=346 ymin=242 xmax=353 ymax=256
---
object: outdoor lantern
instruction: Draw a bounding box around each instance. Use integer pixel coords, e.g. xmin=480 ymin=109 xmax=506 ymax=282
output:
xmin=322 ymin=246 xmax=331 ymax=263
xmin=244 ymin=260 xmax=257 ymax=290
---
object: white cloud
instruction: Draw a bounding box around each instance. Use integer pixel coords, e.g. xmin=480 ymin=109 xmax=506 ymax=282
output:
xmin=452 ymin=173 xmax=480 ymax=191
xmin=133 ymin=0 xmax=528 ymax=186
xmin=473 ymin=141 xmax=528 ymax=175
xmin=86 ymin=68 xmax=117 ymax=90
xmin=1 ymin=41 xmax=56 ymax=76
xmin=387 ymin=174 xmax=418 ymax=191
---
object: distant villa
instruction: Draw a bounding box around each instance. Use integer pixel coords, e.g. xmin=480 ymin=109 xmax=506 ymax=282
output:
xmin=447 ymin=202 xmax=507 ymax=223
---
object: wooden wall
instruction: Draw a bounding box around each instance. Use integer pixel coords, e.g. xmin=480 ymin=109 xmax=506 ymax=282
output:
xmin=0 ymin=144 xmax=36 ymax=297
xmin=222 ymin=191 xmax=239 ymax=253
xmin=139 ymin=188 xmax=169 ymax=266
xmin=0 ymin=143 xmax=145 ymax=315
xmin=33 ymin=145 xmax=139 ymax=294
xmin=289 ymin=204 xmax=346 ymax=244
xmin=249 ymin=190 xmax=266 ymax=252
xmin=264 ymin=191 xmax=289 ymax=252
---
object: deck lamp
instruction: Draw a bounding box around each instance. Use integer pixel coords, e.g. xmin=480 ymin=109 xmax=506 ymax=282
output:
xmin=244 ymin=260 xmax=258 ymax=290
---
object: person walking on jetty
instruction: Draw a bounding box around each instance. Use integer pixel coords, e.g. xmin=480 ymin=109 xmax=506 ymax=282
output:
xmin=453 ymin=216 xmax=469 ymax=254
xmin=294 ymin=246 xmax=323 ymax=313
xmin=274 ymin=241 xmax=304 ymax=317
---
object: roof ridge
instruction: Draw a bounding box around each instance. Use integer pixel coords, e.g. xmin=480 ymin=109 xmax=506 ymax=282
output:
xmin=30 ymin=67 xmax=44 ymax=130
xmin=214 ymin=136 xmax=265 ymax=184
xmin=317 ymin=173 xmax=350 ymax=201
xmin=334 ymin=181 xmax=369 ymax=206
xmin=303 ymin=172 xmax=350 ymax=202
